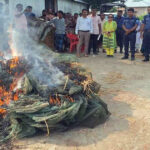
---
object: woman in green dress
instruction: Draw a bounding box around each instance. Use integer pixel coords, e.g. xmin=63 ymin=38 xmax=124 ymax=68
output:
xmin=103 ymin=14 xmax=117 ymax=57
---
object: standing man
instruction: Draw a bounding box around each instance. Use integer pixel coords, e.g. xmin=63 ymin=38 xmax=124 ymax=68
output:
xmin=14 ymin=4 xmax=28 ymax=32
xmin=88 ymin=8 xmax=101 ymax=55
xmin=24 ymin=6 xmax=36 ymax=19
xmin=140 ymin=7 xmax=150 ymax=62
xmin=114 ymin=10 xmax=124 ymax=53
xmin=75 ymin=9 xmax=93 ymax=57
xmin=122 ymin=8 xmax=138 ymax=61
xmin=48 ymin=11 xmax=65 ymax=52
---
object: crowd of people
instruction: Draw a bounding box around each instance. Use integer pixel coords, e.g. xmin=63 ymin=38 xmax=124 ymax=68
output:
xmin=1 ymin=3 xmax=150 ymax=62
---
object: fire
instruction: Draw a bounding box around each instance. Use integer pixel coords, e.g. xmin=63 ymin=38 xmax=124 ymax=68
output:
xmin=0 ymin=25 xmax=27 ymax=116
xmin=0 ymin=57 xmax=25 ymax=115
xmin=9 ymin=57 xmax=19 ymax=69
xmin=49 ymin=96 xmax=61 ymax=105
xmin=65 ymin=96 xmax=75 ymax=103
xmin=49 ymin=95 xmax=75 ymax=105
xmin=0 ymin=52 xmax=4 ymax=57
xmin=14 ymin=93 xmax=19 ymax=101
xmin=0 ymin=26 xmax=27 ymax=116
xmin=8 ymin=25 xmax=20 ymax=57
xmin=0 ymin=108 xmax=6 ymax=116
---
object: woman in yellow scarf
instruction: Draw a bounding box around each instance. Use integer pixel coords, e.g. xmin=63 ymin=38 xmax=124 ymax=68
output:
xmin=103 ymin=14 xmax=117 ymax=57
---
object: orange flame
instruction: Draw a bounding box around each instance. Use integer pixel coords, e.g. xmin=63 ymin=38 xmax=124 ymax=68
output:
xmin=9 ymin=57 xmax=19 ymax=69
xmin=49 ymin=95 xmax=75 ymax=105
xmin=0 ymin=108 xmax=7 ymax=116
xmin=0 ymin=52 xmax=4 ymax=57
xmin=65 ymin=96 xmax=75 ymax=103
xmin=13 ymin=92 xmax=19 ymax=101
xmin=49 ymin=96 xmax=61 ymax=105
xmin=0 ymin=26 xmax=25 ymax=116
xmin=8 ymin=25 xmax=20 ymax=57
xmin=0 ymin=57 xmax=25 ymax=115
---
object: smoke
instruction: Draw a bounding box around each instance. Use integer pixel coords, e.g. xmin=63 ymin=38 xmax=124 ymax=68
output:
xmin=0 ymin=2 xmax=65 ymax=89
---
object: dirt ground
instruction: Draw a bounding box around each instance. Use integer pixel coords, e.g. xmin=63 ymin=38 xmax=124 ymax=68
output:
xmin=13 ymin=53 xmax=150 ymax=150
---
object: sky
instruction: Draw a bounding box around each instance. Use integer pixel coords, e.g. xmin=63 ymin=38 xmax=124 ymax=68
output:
xmin=125 ymin=0 xmax=150 ymax=7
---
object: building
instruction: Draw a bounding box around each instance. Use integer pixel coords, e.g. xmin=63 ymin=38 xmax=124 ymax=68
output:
xmin=0 ymin=0 xmax=88 ymax=16
xmin=125 ymin=0 xmax=150 ymax=16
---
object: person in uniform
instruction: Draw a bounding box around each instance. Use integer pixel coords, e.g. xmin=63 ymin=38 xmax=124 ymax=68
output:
xmin=122 ymin=8 xmax=138 ymax=61
xmin=140 ymin=7 xmax=150 ymax=62
xmin=114 ymin=10 xmax=124 ymax=53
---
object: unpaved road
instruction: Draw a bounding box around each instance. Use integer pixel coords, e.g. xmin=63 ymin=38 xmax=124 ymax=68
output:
xmin=14 ymin=53 xmax=150 ymax=150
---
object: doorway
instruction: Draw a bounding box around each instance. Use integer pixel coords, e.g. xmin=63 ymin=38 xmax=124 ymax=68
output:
xmin=45 ymin=0 xmax=57 ymax=12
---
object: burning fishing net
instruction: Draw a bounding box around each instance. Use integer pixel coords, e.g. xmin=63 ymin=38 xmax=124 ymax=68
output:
xmin=0 ymin=20 xmax=110 ymax=143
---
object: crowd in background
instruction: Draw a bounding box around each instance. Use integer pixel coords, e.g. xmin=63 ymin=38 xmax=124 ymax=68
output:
xmin=39 ymin=7 xmax=150 ymax=62
xmin=1 ymin=3 xmax=150 ymax=62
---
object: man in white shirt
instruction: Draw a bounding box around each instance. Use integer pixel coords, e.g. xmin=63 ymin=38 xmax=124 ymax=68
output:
xmin=88 ymin=8 xmax=101 ymax=55
xmin=75 ymin=9 xmax=93 ymax=57
xmin=14 ymin=4 xmax=28 ymax=32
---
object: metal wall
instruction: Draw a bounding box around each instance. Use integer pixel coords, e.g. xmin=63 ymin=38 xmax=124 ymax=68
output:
xmin=9 ymin=0 xmax=45 ymax=16
xmin=0 ymin=0 xmax=4 ymax=3
xmin=1 ymin=0 xmax=87 ymax=17
xmin=57 ymin=0 xmax=87 ymax=14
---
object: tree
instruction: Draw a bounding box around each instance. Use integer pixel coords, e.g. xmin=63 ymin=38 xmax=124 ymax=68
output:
xmin=84 ymin=0 xmax=119 ymax=9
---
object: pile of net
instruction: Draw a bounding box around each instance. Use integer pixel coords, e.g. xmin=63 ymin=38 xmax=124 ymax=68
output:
xmin=0 ymin=52 xmax=110 ymax=143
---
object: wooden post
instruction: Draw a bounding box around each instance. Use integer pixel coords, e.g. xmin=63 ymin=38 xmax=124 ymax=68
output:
xmin=54 ymin=0 xmax=58 ymax=12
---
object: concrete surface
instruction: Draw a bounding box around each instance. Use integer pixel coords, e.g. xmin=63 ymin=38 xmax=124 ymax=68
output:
xmin=14 ymin=53 xmax=150 ymax=150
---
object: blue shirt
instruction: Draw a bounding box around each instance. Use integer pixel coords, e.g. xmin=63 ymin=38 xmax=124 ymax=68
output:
xmin=24 ymin=12 xmax=36 ymax=19
xmin=142 ymin=14 xmax=150 ymax=30
xmin=75 ymin=17 xmax=93 ymax=34
xmin=114 ymin=16 xmax=124 ymax=29
xmin=123 ymin=16 xmax=139 ymax=29
xmin=49 ymin=18 xmax=66 ymax=34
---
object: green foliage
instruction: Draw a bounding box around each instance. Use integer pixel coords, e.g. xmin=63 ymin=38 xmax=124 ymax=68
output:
xmin=138 ymin=14 xmax=146 ymax=21
xmin=109 ymin=7 xmax=117 ymax=12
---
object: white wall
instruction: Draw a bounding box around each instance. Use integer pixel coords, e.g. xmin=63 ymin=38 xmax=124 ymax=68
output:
xmin=9 ymin=0 xmax=45 ymax=17
xmin=0 ymin=0 xmax=4 ymax=3
xmin=58 ymin=0 xmax=87 ymax=14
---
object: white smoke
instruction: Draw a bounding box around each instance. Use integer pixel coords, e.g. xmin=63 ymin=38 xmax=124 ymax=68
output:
xmin=0 ymin=2 xmax=65 ymax=89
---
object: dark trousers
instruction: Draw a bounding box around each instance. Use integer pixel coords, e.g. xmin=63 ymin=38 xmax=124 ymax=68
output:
xmin=55 ymin=34 xmax=65 ymax=52
xmin=116 ymin=29 xmax=124 ymax=51
xmin=88 ymin=34 xmax=98 ymax=54
xmin=124 ymin=32 xmax=136 ymax=58
xmin=143 ymin=31 xmax=150 ymax=59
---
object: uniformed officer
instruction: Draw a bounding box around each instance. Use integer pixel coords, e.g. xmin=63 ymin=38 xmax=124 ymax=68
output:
xmin=114 ymin=10 xmax=124 ymax=53
xmin=122 ymin=8 xmax=138 ymax=61
xmin=141 ymin=7 xmax=150 ymax=62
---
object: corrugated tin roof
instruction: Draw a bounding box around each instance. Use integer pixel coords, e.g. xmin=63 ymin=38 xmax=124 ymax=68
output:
xmin=125 ymin=0 xmax=150 ymax=7
xmin=73 ymin=0 xmax=88 ymax=4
